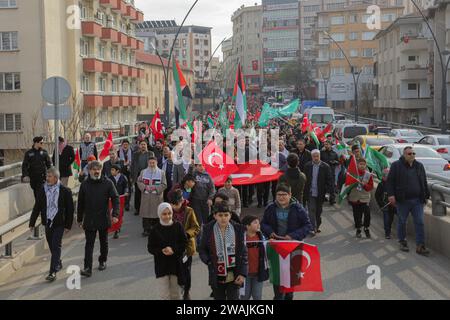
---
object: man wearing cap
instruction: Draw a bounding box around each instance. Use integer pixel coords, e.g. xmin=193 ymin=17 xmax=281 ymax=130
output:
xmin=22 ymin=136 xmax=52 ymax=200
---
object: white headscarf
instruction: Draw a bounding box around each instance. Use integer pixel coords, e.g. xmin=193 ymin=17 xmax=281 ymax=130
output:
xmin=157 ymin=202 xmax=173 ymax=226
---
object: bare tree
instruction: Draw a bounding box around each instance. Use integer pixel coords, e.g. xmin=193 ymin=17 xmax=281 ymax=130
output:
xmin=62 ymin=93 xmax=86 ymax=143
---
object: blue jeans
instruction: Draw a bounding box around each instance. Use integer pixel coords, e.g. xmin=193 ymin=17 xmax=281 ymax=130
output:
xmin=241 ymin=276 xmax=263 ymax=300
xmin=396 ymin=198 xmax=425 ymax=245
xmin=45 ymin=225 xmax=64 ymax=273
xmin=383 ymin=208 xmax=395 ymax=236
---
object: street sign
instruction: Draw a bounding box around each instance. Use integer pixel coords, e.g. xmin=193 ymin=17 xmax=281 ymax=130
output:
xmin=41 ymin=77 xmax=71 ymax=105
xmin=41 ymin=105 xmax=72 ymax=121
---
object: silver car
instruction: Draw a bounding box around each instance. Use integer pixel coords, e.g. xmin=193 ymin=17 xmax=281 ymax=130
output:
xmin=379 ymin=144 xmax=450 ymax=174
xmin=388 ymin=129 xmax=423 ymax=143
xmin=417 ymin=135 xmax=450 ymax=162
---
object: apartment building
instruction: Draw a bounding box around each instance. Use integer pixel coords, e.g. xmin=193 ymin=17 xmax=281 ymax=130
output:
xmin=136 ymin=20 xmax=212 ymax=88
xmin=313 ymin=3 xmax=404 ymax=114
xmin=262 ymin=0 xmax=300 ymax=92
xmin=136 ymin=51 xmax=194 ymax=120
xmin=0 ymin=0 xmax=144 ymax=164
xmin=373 ymin=15 xmax=433 ymax=125
xmin=231 ymin=4 xmax=263 ymax=94
xmin=221 ymin=37 xmax=235 ymax=95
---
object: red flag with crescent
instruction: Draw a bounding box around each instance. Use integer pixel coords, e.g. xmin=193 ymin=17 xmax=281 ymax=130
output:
xmin=99 ymin=132 xmax=113 ymax=161
xmin=150 ymin=111 xmax=164 ymax=141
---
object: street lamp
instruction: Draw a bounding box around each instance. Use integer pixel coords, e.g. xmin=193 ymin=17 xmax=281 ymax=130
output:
xmin=200 ymin=37 xmax=227 ymax=117
xmin=323 ymin=30 xmax=362 ymax=122
xmin=410 ymin=0 xmax=449 ymax=133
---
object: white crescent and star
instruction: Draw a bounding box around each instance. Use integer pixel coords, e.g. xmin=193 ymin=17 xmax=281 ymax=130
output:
xmin=230 ymin=173 xmax=253 ymax=179
xmin=155 ymin=118 xmax=162 ymax=130
xmin=207 ymin=152 xmax=224 ymax=169
xmin=290 ymin=249 xmax=312 ymax=279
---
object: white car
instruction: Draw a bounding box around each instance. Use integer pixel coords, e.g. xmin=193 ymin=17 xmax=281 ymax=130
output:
xmin=417 ymin=135 xmax=450 ymax=162
xmin=388 ymin=129 xmax=424 ymax=143
xmin=378 ymin=144 xmax=450 ymax=174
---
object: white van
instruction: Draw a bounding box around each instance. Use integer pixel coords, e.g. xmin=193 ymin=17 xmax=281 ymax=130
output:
xmin=333 ymin=123 xmax=369 ymax=144
xmin=303 ymin=107 xmax=335 ymax=128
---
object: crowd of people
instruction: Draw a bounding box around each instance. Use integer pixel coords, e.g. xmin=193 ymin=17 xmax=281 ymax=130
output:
xmin=21 ymin=115 xmax=431 ymax=300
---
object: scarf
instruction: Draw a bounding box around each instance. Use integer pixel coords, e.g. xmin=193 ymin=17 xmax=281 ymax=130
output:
xmin=142 ymin=167 xmax=162 ymax=186
xmin=157 ymin=202 xmax=173 ymax=226
xmin=44 ymin=182 xmax=60 ymax=227
xmin=172 ymin=201 xmax=187 ymax=225
xmin=119 ymin=147 xmax=132 ymax=162
xmin=213 ymin=222 xmax=236 ymax=277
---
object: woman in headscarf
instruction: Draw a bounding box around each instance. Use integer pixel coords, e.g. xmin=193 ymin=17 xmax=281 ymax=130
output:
xmin=148 ymin=202 xmax=187 ymax=300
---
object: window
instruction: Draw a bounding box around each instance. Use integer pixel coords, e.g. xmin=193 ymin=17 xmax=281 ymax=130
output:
xmin=330 ymin=50 xmax=344 ymax=59
xmin=362 ymin=66 xmax=373 ymax=75
xmin=154 ymin=75 xmax=157 ymax=84
xmin=350 ymin=49 xmax=359 ymax=57
xmin=304 ymin=28 xmax=312 ymax=35
xmin=81 ymin=75 xmax=89 ymax=91
xmin=204 ymin=40 xmax=208 ymax=46
xmin=195 ymin=49 xmax=199 ymax=56
xmin=331 ymin=33 xmax=345 ymax=42
xmin=195 ymin=60 xmax=200 ymax=67
xmin=204 ymin=50 xmax=209 ymax=56
xmin=304 ymin=16 xmax=316 ymax=24
xmin=349 ymin=15 xmax=358 ymax=23
xmin=0 ymin=0 xmax=17 ymax=8
xmin=382 ymin=14 xmax=396 ymax=22
xmin=204 ymin=61 xmax=208 ymax=67
xmin=182 ymin=39 xmax=187 ymax=47
xmin=182 ymin=49 xmax=187 ymax=57
xmin=98 ymin=76 xmax=106 ymax=92
xmin=408 ymin=83 xmax=417 ymax=90
xmin=195 ymin=39 xmax=199 ymax=45
xmin=112 ymin=108 xmax=119 ymax=124
xmin=349 ymin=32 xmax=358 ymax=40
xmin=100 ymin=108 xmax=107 ymax=125
xmin=331 ymin=16 xmax=345 ymax=25
xmin=408 ymin=55 xmax=417 ymax=62
xmin=331 ymin=67 xmax=345 ymax=75
xmin=0 ymin=113 xmax=21 ymax=132
xmin=111 ymin=78 xmax=117 ymax=92
xmin=303 ymin=5 xmax=320 ymax=12
xmin=362 ymin=48 xmax=374 ymax=57
xmin=111 ymin=47 xmax=117 ymax=61
xmin=0 ymin=72 xmax=20 ymax=91
xmin=121 ymin=108 xmax=128 ymax=122
xmin=98 ymin=42 xmax=105 ymax=59
xmin=0 ymin=32 xmax=18 ymax=51
xmin=362 ymin=32 xmax=376 ymax=41
xmin=80 ymin=39 xmax=89 ymax=57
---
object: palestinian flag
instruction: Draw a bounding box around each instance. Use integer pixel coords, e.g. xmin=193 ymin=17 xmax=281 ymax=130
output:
xmin=173 ymin=59 xmax=192 ymax=128
xmin=232 ymin=63 xmax=247 ymax=129
xmin=309 ymin=126 xmax=321 ymax=148
xmin=73 ymin=149 xmax=81 ymax=177
xmin=267 ymin=241 xmax=323 ymax=292
xmin=338 ymin=155 xmax=359 ymax=203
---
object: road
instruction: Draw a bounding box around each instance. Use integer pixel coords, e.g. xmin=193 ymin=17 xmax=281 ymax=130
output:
xmin=1 ymin=202 xmax=450 ymax=300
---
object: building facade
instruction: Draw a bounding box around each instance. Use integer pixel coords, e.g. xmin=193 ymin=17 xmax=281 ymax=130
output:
xmin=262 ymin=0 xmax=300 ymax=93
xmin=136 ymin=51 xmax=194 ymax=120
xmin=373 ymin=15 xmax=433 ymax=125
xmin=0 ymin=0 xmax=144 ymax=163
xmin=231 ymin=4 xmax=263 ymax=95
xmin=313 ymin=3 xmax=404 ymax=114
xmin=221 ymin=37 xmax=235 ymax=95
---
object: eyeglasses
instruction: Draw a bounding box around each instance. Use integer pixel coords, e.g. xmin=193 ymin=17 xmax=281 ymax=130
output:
xmin=407 ymin=152 xmax=416 ymax=156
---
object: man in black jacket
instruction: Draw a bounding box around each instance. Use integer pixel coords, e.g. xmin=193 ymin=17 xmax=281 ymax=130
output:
xmin=294 ymin=138 xmax=312 ymax=173
xmin=29 ymin=167 xmax=74 ymax=282
xmin=320 ymin=140 xmax=339 ymax=205
xmin=108 ymin=164 xmax=129 ymax=239
xmin=52 ymin=137 xmax=75 ymax=187
xmin=22 ymin=136 xmax=52 ymax=200
xmin=304 ymin=150 xmax=332 ymax=234
xmin=386 ymin=146 xmax=430 ymax=255
xmin=77 ymin=161 xmax=120 ymax=277
xmin=102 ymin=148 xmax=124 ymax=178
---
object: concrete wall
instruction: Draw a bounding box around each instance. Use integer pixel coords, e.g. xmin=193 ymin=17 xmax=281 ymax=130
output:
xmin=0 ymin=183 xmax=34 ymax=225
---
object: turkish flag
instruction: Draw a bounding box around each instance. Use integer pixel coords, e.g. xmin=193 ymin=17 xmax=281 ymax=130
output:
xmin=280 ymin=243 xmax=324 ymax=293
xmin=99 ymin=132 xmax=113 ymax=161
xmin=301 ymin=117 xmax=310 ymax=133
xmin=150 ymin=111 xmax=164 ymax=141
xmin=199 ymin=141 xmax=239 ymax=182
xmin=317 ymin=122 xmax=333 ymax=142
xmin=213 ymin=160 xmax=283 ymax=186
xmin=108 ymin=195 xmax=126 ymax=233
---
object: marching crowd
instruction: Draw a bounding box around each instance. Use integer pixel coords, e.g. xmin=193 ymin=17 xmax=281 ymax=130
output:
xmin=21 ymin=118 xmax=431 ymax=300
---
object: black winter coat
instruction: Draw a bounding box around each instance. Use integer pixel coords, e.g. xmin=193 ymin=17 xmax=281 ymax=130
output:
xmin=29 ymin=184 xmax=74 ymax=230
xmin=295 ymin=149 xmax=312 ymax=173
xmin=22 ymin=148 xmax=52 ymax=185
xmin=386 ymin=157 xmax=430 ymax=203
xmin=108 ymin=174 xmax=129 ymax=196
xmin=77 ymin=176 xmax=119 ymax=230
xmin=320 ymin=148 xmax=339 ymax=168
xmin=148 ymin=221 xmax=187 ymax=285
xmin=304 ymin=161 xmax=333 ymax=202
xmin=279 ymin=167 xmax=307 ymax=204
xmin=199 ymin=221 xmax=248 ymax=289
xmin=52 ymin=145 xmax=75 ymax=178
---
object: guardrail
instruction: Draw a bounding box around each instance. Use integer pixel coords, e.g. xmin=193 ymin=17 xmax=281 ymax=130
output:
xmin=337 ymin=112 xmax=442 ymax=135
xmin=0 ymin=135 xmax=137 ymax=188
xmin=427 ymin=172 xmax=450 ymax=217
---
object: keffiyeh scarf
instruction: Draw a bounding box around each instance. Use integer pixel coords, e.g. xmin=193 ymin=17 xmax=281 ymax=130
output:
xmin=213 ymin=222 xmax=236 ymax=277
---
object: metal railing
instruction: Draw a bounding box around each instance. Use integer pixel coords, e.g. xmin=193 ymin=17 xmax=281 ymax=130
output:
xmin=0 ymin=135 xmax=137 ymax=188
xmin=0 ymin=134 xmax=136 ymax=258
xmin=427 ymin=172 xmax=450 ymax=216
xmin=337 ymin=111 xmax=442 ymax=135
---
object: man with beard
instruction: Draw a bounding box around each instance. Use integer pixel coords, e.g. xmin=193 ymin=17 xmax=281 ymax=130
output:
xmin=77 ymin=161 xmax=119 ymax=277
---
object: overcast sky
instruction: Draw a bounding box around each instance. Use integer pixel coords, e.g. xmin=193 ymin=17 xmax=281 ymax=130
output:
xmin=135 ymin=0 xmax=262 ymax=59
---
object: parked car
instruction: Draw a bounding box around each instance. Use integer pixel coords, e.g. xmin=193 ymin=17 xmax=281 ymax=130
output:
xmin=388 ymin=129 xmax=424 ymax=143
xmin=333 ymin=123 xmax=369 ymax=144
xmin=334 ymin=114 xmax=346 ymax=122
xmin=379 ymin=144 xmax=450 ymax=174
xmin=373 ymin=126 xmax=392 ymax=135
xmin=417 ymin=135 xmax=450 ymax=162
xmin=348 ymin=135 xmax=396 ymax=151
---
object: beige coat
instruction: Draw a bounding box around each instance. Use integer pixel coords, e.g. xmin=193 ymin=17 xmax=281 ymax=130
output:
xmin=137 ymin=167 xmax=167 ymax=219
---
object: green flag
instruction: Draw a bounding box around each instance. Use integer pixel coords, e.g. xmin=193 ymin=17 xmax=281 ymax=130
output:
xmin=277 ymin=99 xmax=300 ymax=117
xmin=218 ymin=104 xmax=229 ymax=132
xmin=365 ymin=146 xmax=389 ymax=180
xmin=258 ymin=103 xmax=279 ymax=127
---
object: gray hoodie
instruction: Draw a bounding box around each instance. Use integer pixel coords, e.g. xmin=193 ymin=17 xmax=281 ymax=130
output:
xmin=192 ymin=170 xmax=215 ymax=201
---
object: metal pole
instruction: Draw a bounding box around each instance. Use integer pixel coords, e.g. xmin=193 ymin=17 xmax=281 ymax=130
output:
xmin=54 ymin=78 xmax=59 ymax=170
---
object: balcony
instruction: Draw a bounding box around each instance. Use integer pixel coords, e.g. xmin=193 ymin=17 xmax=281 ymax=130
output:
xmin=127 ymin=36 xmax=137 ymax=49
xmin=128 ymin=67 xmax=139 ymax=78
xmin=102 ymin=26 xmax=119 ymax=43
xmin=398 ymin=65 xmax=428 ymax=80
xmin=83 ymin=58 xmax=104 ymax=73
xmin=124 ymin=3 xmax=137 ymax=19
xmin=137 ymin=68 xmax=145 ymax=78
xmin=118 ymin=32 xmax=128 ymax=46
xmin=395 ymin=98 xmax=432 ymax=109
xmin=103 ymin=95 xmax=121 ymax=107
xmin=100 ymin=0 xmax=119 ymax=7
xmin=121 ymin=1 xmax=129 ymax=15
xmin=111 ymin=0 xmax=125 ymax=13
xmin=398 ymin=37 xmax=428 ymax=52
xmin=131 ymin=10 xmax=144 ymax=23
xmin=103 ymin=61 xmax=120 ymax=75
xmin=136 ymin=40 xmax=144 ymax=50
xmin=119 ymin=64 xmax=130 ymax=76
xmin=84 ymin=94 xmax=104 ymax=107
xmin=81 ymin=20 xmax=103 ymax=37
xmin=120 ymin=96 xmax=130 ymax=105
